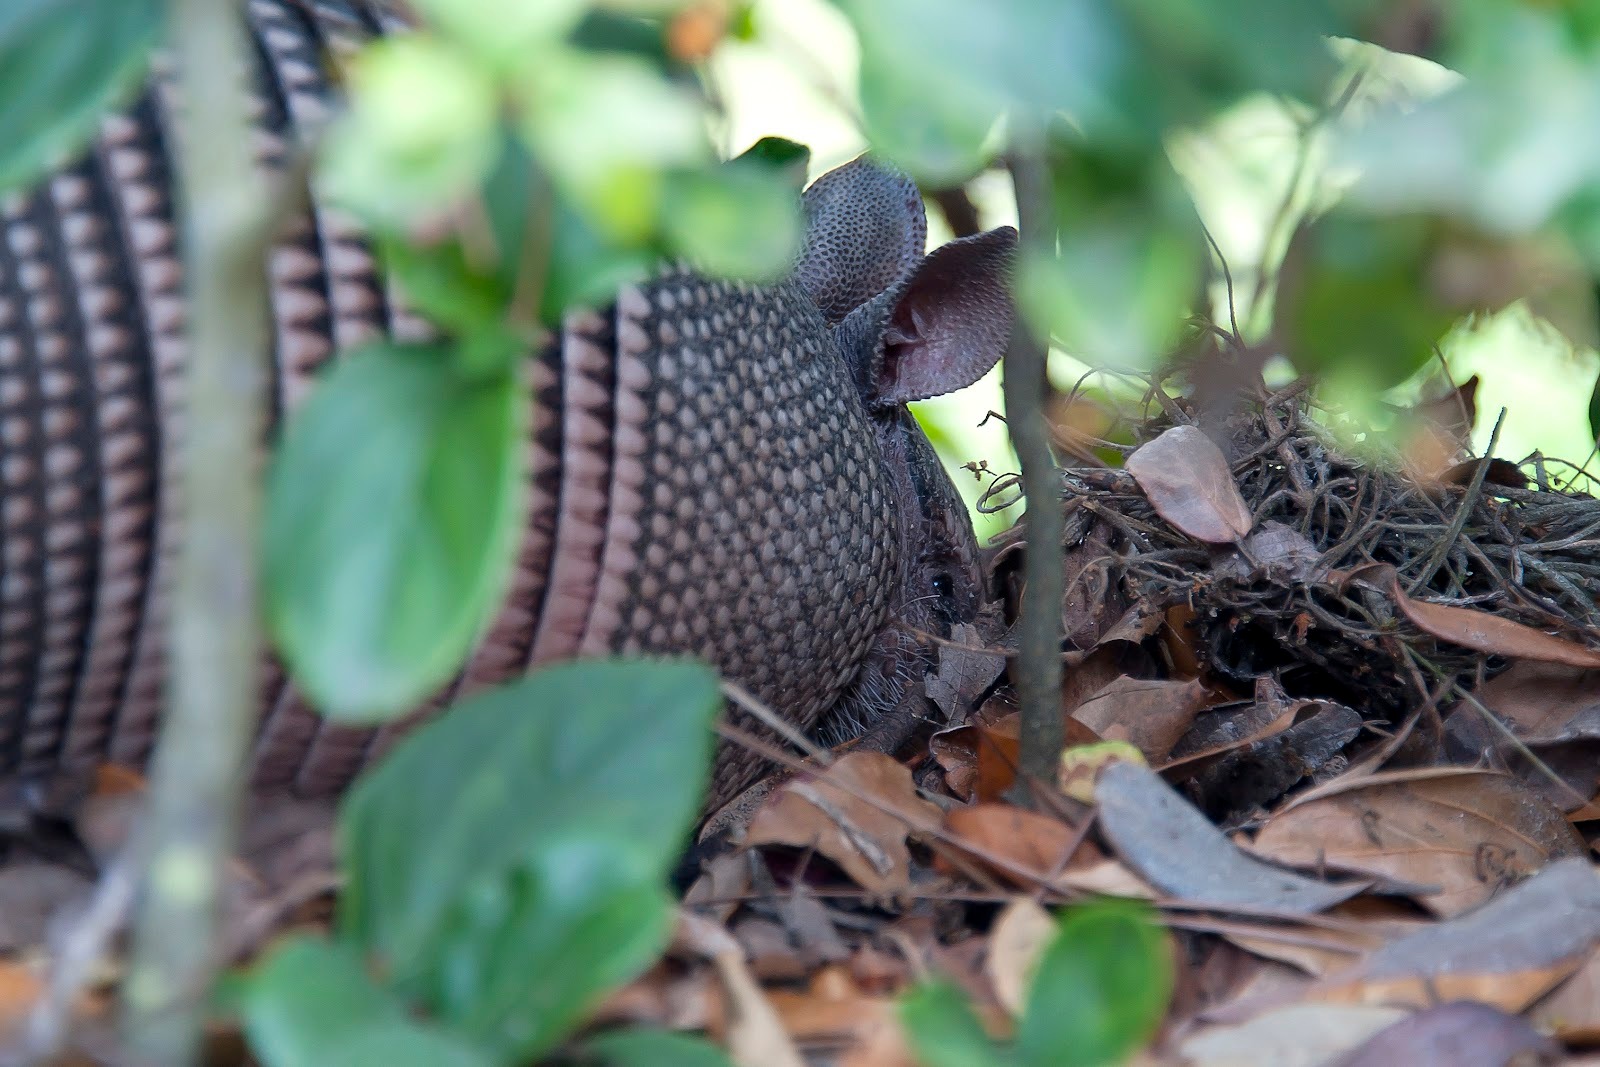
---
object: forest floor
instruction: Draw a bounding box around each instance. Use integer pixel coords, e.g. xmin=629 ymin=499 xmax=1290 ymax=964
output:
xmin=2 ymin=382 xmax=1600 ymax=1065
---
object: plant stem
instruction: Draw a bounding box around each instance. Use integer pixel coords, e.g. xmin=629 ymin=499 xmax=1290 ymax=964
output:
xmin=1003 ymin=151 xmax=1064 ymax=796
xmin=124 ymin=0 xmax=270 ymax=1061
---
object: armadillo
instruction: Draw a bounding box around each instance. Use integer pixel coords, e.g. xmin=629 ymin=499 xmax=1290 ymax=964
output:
xmin=0 ymin=0 xmax=1016 ymax=810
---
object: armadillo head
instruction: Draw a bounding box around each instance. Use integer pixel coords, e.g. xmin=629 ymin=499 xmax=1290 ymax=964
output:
xmin=796 ymin=157 xmax=1017 ymax=730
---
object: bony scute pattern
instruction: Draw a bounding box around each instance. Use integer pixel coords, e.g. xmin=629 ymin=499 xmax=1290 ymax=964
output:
xmin=601 ymin=268 xmax=897 ymax=793
xmin=0 ymin=0 xmax=1018 ymax=815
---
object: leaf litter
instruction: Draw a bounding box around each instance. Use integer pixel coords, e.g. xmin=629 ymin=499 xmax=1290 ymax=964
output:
xmin=8 ymin=387 xmax=1600 ymax=1065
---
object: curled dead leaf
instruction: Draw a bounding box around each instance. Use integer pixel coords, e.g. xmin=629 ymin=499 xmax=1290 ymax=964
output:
xmin=746 ymin=752 xmax=942 ymax=896
xmin=1070 ymin=676 xmax=1209 ymax=764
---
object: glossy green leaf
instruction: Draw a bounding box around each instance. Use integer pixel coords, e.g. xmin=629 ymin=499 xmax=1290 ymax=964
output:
xmin=337 ymin=659 xmax=721 ymax=1002
xmin=425 ymin=839 xmax=674 ymax=1059
xmin=1016 ymin=900 xmax=1172 ymax=1067
xmin=899 ymin=980 xmax=1009 ymax=1067
xmin=239 ymin=937 xmax=490 ymax=1067
xmin=662 ymin=164 xmax=803 ymax=281
xmin=583 ymin=1028 xmax=735 ymax=1067
xmin=0 ymin=0 xmax=161 ymax=194
xmin=264 ymin=343 xmax=523 ymax=720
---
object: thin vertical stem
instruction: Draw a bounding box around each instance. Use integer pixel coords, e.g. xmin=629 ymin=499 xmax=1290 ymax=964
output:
xmin=1003 ymin=152 xmax=1065 ymax=794
xmin=124 ymin=0 xmax=270 ymax=1060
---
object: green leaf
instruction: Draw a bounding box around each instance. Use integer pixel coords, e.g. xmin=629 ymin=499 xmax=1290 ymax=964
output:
xmin=0 ymin=0 xmax=161 ymax=194
xmin=838 ymin=0 xmax=1120 ymax=180
xmin=319 ymin=36 xmax=501 ymax=228
xmin=1015 ymin=900 xmax=1173 ymax=1067
xmin=239 ymin=936 xmax=491 ymax=1067
xmin=731 ymin=136 xmax=812 ymax=190
xmin=409 ymin=0 xmax=587 ymax=71
xmin=518 ymin=52 xmax=707 ymax=240
xmin=1275 ymin=212 xmax=1460 ymax=389
xmin=899 ymin=981 xmax=1009 ymax=1067
xmin=1018 ymin=146 xmax=1205 ymax=369
xmin=427 ymin=840 xmax=674 ymax=1058
xmin=264 ymin=343 xmax=523 ymax=720
xmin=661 ymin=164 xmax=803 ymax=281
xmin=583 ymin=1028 xmax=735 ymax=1067
xmin=337 ymin=660 xmax=721 ymax=1041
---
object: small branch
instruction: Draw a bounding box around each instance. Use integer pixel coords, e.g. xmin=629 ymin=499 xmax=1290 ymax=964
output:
xmin=124 ymin=0 xmax=272 ymax=1062
xmin=1002 ymin=149 xmax=1064 ymax=797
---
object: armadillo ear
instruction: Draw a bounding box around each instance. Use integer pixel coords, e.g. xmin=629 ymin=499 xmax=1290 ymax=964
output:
xmin=796 ymin=155 xmax=927 ymax=324
xmin=869 ymin=225 xmax=1017 ymax=408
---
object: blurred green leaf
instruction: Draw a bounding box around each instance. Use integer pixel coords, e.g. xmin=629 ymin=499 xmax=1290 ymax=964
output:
xmin=583 ymin=1028 xmax=735 ymax=1067
xmin=838 ymin=0 xmax=1119 ymax=181
xmin=337 ymin=659 xmax=720 ymax=1009
xmin=1276 ymin=211 xmax=1459 ymax=388
xmin=239 ymin=937 xmax=491 ymax=1067
xmin=899 ymin=980 xmax=1008 ymax=1067
xmin=732 ymin=136 xmax=812 ymax=189
xmin=518 ymin=52 xmax=707 ymax=240
xmin=319 ymin=36 xmax=501 ymax=228
xmin=1117 ymin=0 xmax=1358 ymax=124
xmin=1015 ymin=900 xmax=1172 ymax=1067
xmin=1019 ymin=147 xmax=1205 ymax=368
xmin=662 ymin=163 xmax=803 ymax=281
xmin=264 ymin=344 xmax=523 ymax=720
xmin=0 ymin=0 xmax=161 ymax=194
xmin=409 ymin=0 xmax=587 ymax=71
xmin=1344 ymin=3 xmax=1600 ymax=237
xmin=423 ymin=839 xmax=672 ymax=1060
xmin=543 ymin=198 xmax=660 ymax=324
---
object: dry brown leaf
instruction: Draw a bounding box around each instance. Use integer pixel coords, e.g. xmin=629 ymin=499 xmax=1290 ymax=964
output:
xmin=1476 ymin=660 xmax=1600 ymax=744
xmin=986 ymin=897 xmax=1056 ymax=1018
xmin=1308 ymin=857 xmax=1600 ymax=1012
xmin=931 ymin=704 xmax=1100 ymax=802
xmin=1250 ymin=770 xmax=1584 ymax=917
xmin=1096 ymin=761 xmax=1364 ymax=914
xmin=1213 ymin=521 xmax=1325 ymax=584
xmin=1070 ymin=676 xmax=1209 ymax=764
xmin=1224 ymin=898 xmax=1426 ymax=977
xmin=939 ymin=803 xmax=1100 ymax=886
xmin=1529 ymin=943 xmax=1600 ymax=1043
xmin=767 ymin=967 xmax=893 ymax=1043
xmin=1126 ymin=425 xmax=1253 ymax=544
xmin=1385 ymin=570 xmax=1600 ymax=668
xmin=1179 ymin=1004 xmax=1409 ymax=1067
xmin=714 ymin=949 xmax=806 ymax=1067
xmin=923 ymin=622 xmax=1007 ymax=718
xmin=746 ymin=752 xmax=941 ymax=896
xmin=1055 ymin=858 xmax=1160 ymax=900
xmin=1330 ymin=1000 xmax=1561 ymax=1067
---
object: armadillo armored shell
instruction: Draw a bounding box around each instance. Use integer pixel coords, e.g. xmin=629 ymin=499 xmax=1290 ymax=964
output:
xmin=0 ymin=0 xmax=899 ymax=807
